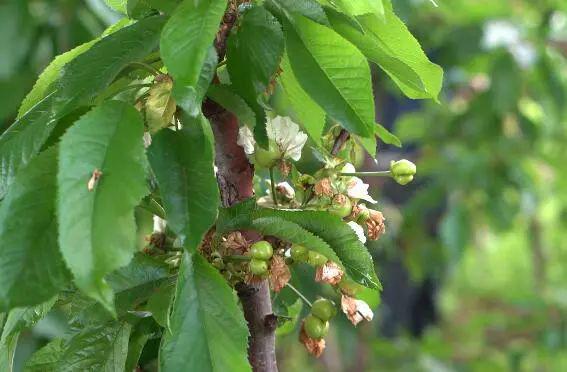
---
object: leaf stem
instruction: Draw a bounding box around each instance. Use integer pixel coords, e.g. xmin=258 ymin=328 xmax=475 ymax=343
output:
xmin=128 ymin=61 xmax=162 ymax=76
xmin=269 ymin=167 xmax=278 ymax=206
xmin=340 ymin=170 xmax=391 ymax=177
xmin=285 ymin=283 xmax=312 ymax=307
xmin=138 ymin=196 xmax=166 ymax=219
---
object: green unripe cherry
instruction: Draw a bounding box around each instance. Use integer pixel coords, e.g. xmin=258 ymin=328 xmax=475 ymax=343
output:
xmin=290 ymin=244 xmax=309 ymax=261
xmin=307 ymin=251 xmax=328 ymax=267
xmin=311 ymin=298 xmax=337 ymax=321
xmin=390 ymin=159 xmax=416 ymax=185
xmin=304 ymin=314 xmax=329 ymax=340
xmin=328 ymin=195 xmax=352 ymax=218
xmin=249 ymin=258 xmax=268 ymax=276
xmin=250 ymin=240 xmax=273 ymax=261
xmin=254 ymin=147 xmax=279 ymax=168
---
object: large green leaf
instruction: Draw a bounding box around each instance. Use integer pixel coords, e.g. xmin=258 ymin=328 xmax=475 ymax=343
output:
xmin=255 ymin=209 xmax=381 ymax=289
xmin=265 ymin=0 xmax=329 ymax=25
xmin=283 ymin=16 xmax=375 ymax=139
xmin=17 ymin=18 xmax=135 ymax=118
xmin=148 ymin=114 xmax=219 ymax=252
xmin=206 ymin=84 xmax=256 ymax=128
xmin=0 ymin=299 xmax=57 ymax=372
xmin=0 ymin=16 xmax=164 ymax=200
xmin=0 ymin=148 xmax=68 ymax=311
xmin=326 ymin=4 xmax=443 ymax=100
xmin=62 ymin=255 xmax=170 ymax=327
xmin=227 ymin=5 xmax=284 ymax=146
xmin=24 ymin=339 xmax=65 ymax=372
xmin=216 ymin=199 xmax=381 ymax=289
xmin=160 ymin=0 xmax=226 ymax=114
xmin=56 ymin=322 xmax=131 ymax=372
xmin=58 ymin=101 xmax=148 ymax=312
xmin=278 ymin=53 xmax=325 ymax=145
xmin=160 ymin=252 xmax=251 ymax=372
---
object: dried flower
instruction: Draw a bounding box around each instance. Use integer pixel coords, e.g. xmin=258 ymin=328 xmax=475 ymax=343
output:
xmin=222 ymin=231 xmax=249 ymax=254
xmin=341 ymin=295 xmax=374 ymax=326
xmin=314 ymin=178 xmax=333 ymax=197
xmin=366 ymin=209 xmax=386 ymax=240
xmin=315 ymin=261 xmax=344 ymax=285
xmin=87 ymin=169 xmax=103 ymax=191
xmin=269 ymin=256 xmax=291 ymax=292
xmin=299 ymin=322 xmax=326 ymax=357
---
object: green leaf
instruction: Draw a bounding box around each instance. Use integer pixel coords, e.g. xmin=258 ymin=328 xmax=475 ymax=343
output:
xmin=124 ymin=318 xmax=158 ymax=371
xmin=105 ymin=0 xmax=127 ymax=14
xmin=275 ymin=298 xmax=302 ymax=336
xmin=17 ymin=41 xmax=95 ymax=118
xmin=17 ymin=18 xmax=135 ymax=118
xmin=254 ymin=209 xmax=381 ymax=289
xmin=227 ymin=5 xmax=284 ymax=146
xmin=0 ymin=16 xmax=165 ymax=200
xmin=265 ymin=0 xmax=329 ymax=25
xmin=0 ymin=148 xmax=69 ymax=311
xmin=331 ymin=0 xmax=384 ymax=18
xmin=206 ymin=84 xmax=256 ymax=128
xmin=217 ymin=199 xmax=381 ymax=289
xmin=24 ymin=339 xmax=65 ymax=372
xmin=64 ymin=254 xmax=170 ymax=326
xmin=58 ymin=101 xmax=148 ymax=312
xmin=278 ymin=53 xmax=325 ymax=146
xmin=283 ymin=16 xmax=375 ymax=138
xmin=326 ymin=4 xmax=443 ymax=100
xmin=0 ymin=298 xmax=57 ymax=372
xmin=249 ymin=217 xmax=343 ymax=269
xmin=160 ymin=252 xmax=251 ymax=372
xmin=146 ymin=279 xmax=175 ymax=328
xmin=374 ymin=123 xmax=401 ymax=147
xmin=147 ymin=114 xmax=219 ymax=252
xmin=160 ymin=0 xmax=226 ymax=114
xmin=145 ymin=75 xmax=176 ymax=133
xmin=56 ymin=322 xmax=132 ymax=372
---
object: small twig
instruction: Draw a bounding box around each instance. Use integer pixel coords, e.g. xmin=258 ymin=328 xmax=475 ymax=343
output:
xmin=340 ymin=171 xmax=391 ymax=177
xmin=285 ymin=283 xmax=312 ymax=307
xmin=331 ymin=129 xmax=350 ymax=156
xmin=128 ymin=61 xmax=162 ymax=76
xmin=269 ymin=167 xmax=278 ymax=206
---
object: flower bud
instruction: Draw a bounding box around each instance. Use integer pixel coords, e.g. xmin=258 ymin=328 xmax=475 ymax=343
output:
xmin=390 ymin=159 xmax=416 ymax=185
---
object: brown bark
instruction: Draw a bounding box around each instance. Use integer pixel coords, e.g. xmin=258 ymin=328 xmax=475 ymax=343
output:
xmin=204 ymin=99 xmax=278 ymax=372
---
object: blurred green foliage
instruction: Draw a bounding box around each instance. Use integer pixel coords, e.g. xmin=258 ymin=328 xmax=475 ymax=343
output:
xmin=2 ymin=0 xmax=567 ymax=371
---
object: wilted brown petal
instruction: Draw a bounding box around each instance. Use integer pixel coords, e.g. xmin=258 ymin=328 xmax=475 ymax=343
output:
xmin=314 ymin=178 xmax=333 ymax=197
xmin=341 ymin=294 xmax=374 ymax=326
xmin=223 ymin=231 xmax=249 ymax=254
xmin=315 ymin=261 xmax=344 ymax=285
xmin=366 ymin=209 xmax=386 ymax=240
xmin=269 ymin=256 xmax=291 ymax=292
xmin=299 ymin=322 xmax=326 ymax=357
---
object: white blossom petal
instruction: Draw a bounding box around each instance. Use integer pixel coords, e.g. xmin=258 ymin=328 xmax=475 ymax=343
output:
xmin=237 ymin=126 xmax=256 ymax=155
xmin=347 ymin=221 xmax=366 ymax=244
xmin=153 ymin=215 xmax=167 ymax=233
xmin=267 ymin=116 xmax=307 ymax=161
xmin=341 ymin=163 xmax=356 ymax=174
xmin=347 ymin=177 xmax=377 ymax=204
xmin=276 ymin=181 xmax=295 ymax=199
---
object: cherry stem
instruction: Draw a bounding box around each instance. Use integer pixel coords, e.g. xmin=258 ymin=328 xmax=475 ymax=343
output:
xmin=285 ymin=283 xmax=312 ymax=307
xmin=340 ymin=170 xmax=391 ymax=177
xmin=224 ymin=255 xmax=252 ymax=262
xmin=269 ymin=167 xmax=279 ymax=206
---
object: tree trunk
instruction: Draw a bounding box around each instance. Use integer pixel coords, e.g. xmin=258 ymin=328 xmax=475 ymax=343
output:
xmin=204 ymin=99 xmax=278 ymax=372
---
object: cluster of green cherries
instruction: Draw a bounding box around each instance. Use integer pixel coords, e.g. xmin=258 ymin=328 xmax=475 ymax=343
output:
xmin=304 ymin=298 xmax=337 ymax=339
xmin=248 ymin=240 xmax=274 ymax=276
